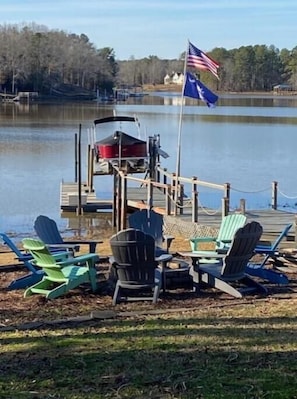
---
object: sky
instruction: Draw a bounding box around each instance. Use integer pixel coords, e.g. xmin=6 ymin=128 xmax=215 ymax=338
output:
xmin=1 ymin=0 xmax=297 ymax=60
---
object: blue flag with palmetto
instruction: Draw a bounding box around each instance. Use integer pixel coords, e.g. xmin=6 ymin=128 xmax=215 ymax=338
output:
xmin=183 ymin=72 xmax=218 ymax=107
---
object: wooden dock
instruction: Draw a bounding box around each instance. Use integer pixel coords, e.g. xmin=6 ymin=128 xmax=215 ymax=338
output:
xmin=60 ymin=182 xmax=297 ymax=245
xmin=163 ymin=209 xmax=296 ymax=246
xmin=61 ymin=124 xmax=297 ymax=246
xmin=60 ymin=183 xmax=168 ymax=213
xmin=60 ymin=182 xmax=113 ymax=213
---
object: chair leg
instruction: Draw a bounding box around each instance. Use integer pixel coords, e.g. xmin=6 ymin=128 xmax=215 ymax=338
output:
xmin=189 ymin=266 xmax=200 ymax=293
xmin=112 ymin=281 xmax=120 ymax=305
xmin=45 ymin=283 xmax=68 ymax=299
xmin=246 ymin=264 xmax=289 ymax=285
xmin=240 ymin=276 xmax=268 ymax=294
xmin=88 ymin=268 xmax=98 ymax=292
xmin=200 ymin=271 xmax=243 ymax=298
xmin=8 ymin=271 xmax=44 ymax=290
xmin=155 ymin=268 xmax=163 ymax=298
xmin=153 ymin=277 xmax=162 ymax=303
xmin=24 ymin=278 xmax=52 ymax=297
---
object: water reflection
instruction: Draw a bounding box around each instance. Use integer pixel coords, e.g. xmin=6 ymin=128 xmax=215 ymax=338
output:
xmin=0 ymin=102 xmax=114 ymax=124
xmin=1 ymin=94 xmax=297 ymax=236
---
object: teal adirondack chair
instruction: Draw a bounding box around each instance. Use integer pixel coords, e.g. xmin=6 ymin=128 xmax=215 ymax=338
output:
xmin=22 ymin=238 xmax=98 ymax=299
xmin=190 ymin=214 xmax=247 ymax=253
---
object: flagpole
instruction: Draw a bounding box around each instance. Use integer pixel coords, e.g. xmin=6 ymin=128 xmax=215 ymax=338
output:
xmin=175 ymin=40 xmax=189 ymax=201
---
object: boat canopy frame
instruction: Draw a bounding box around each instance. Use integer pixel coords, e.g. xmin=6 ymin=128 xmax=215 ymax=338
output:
xmin=94 ymin=116 xmax=137 ymax=125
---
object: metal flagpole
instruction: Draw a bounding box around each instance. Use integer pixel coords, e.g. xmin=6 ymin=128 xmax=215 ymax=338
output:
xmin=175 ymin=40 xmax=189 ymax=202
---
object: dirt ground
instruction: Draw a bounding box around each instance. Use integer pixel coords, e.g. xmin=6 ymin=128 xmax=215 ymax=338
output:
xmin=1 ymin=239 xmax=297 ymax=330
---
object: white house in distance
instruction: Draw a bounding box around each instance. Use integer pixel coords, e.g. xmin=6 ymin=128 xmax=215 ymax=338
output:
xmin=273 ymin=84 xmax=293 ymax=94
xmin=164 ymin=72 xmax=184 ymax=85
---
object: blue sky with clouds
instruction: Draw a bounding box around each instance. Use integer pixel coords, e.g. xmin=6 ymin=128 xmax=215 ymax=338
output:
xmin=1 ymin=0 xmax=296 ymax=60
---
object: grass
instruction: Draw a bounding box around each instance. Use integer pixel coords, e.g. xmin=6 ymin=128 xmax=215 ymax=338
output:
xmin=1 ymin=298 xmax=297 ymax=398
xmin=1 ymin=236 xmax=297 ymax=398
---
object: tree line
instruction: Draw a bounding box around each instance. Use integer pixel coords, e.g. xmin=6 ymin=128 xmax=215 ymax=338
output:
xmin=0 ymin=23 xmax=297 ymax=95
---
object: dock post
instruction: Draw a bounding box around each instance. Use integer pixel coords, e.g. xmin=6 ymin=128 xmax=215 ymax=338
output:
xmin=272 ymin=181 xmax=278 ymax=210
xmin=179 ymin=184 xmax=184 ymax=216
xmin=222 ymin=197 xmax=229 ymax=218
xmin=192 ymin=177 xmax=198 ymax=223
xmin=148 ymin=136 xmax=156 ymax=180
xmin=156 ymin=163 xmax=160 ymax=184
xmin=163 ymin=168 xmax=167 ymax=194
xmin=295 ymin=215 xmax=297 ymax=246
xmin=76 ymin=124 xmax=83 ymax=216
xmin=90 ymin=148 xmax=94 ymax=191
xmin=165 ymin=185 xmax=171 ymax=215
xmin=147 ymin=179 xmax=153 ymax=209
xmin=112 ymin=170 xmax=117 ymax=227
xmin=116 ymin=173 xmax=122 ymax=232
xmin=239 ymin=199 xmax=246 ymax=214
xmin=86 ymin=144 xmax=94 ymax=191
xmin=224 ymin=183 xmax=230 ymax=214
xmin=172 ymin=173 xmax=178 ymax=216
xmin=74 ymin=133 xmax=78 ymax=183
xmin=121 ymin=174 xmax=127 ymax=230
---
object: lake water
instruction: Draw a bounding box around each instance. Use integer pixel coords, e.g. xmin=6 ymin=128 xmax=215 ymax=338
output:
xmin=1 ymin=92 xmax=297 ymax=237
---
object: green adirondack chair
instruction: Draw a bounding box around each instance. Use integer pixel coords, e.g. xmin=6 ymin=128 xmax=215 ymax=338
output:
xmin=190 ymin=214 xmax=247 ymax=253
xmin=22 ymin=238 xmax=98 ymax=299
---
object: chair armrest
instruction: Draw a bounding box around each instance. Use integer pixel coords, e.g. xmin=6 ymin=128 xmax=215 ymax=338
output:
xmin=178 ymin=251 xmax=225 ymax=260
xmin=63 ymin=240 xmax=103 ymax=253
xmin=57 ymin=253 xmax=99 ymax=267
xmin=254 ymin=245 xmax=273 ymax=254
xmin=190 ymin=237 xmax=216 ymax=243
xmin=47 ymin=243 xmax=79 ymax=252
xmin=190 ymin=237 xmax=216 ymax=251
xmin=17 ymin=253 xmax=33 ymax=261
xmin=51 ymin=251 xmax=71 ymax=261
xmin=156 ymin=254 xmax=173 ymax=262
xmin=191 ymin=251 xmax=225 ymax=259
xmin=164 ymin=235 xmax=175 ymax=252
xmin=192 ymin=250 xmax=221 ymax=257
xmin=155 ymin=254 xmax=173 ymax=269
xmin=109 ymin=256 xmax=115 ymax=265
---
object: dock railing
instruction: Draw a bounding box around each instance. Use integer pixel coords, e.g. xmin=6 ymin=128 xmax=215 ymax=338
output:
xmin=156 ymin=166 xmax=230 ymax=220
xmin=113 ymin=167 xmax=230 ymax=230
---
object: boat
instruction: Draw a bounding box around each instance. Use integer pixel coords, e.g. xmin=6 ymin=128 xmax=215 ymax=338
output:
xmin=92 ymin=115 xmax=168 ymax=176
xmin=129 ymin=91 xmax=147 ymax=98
xmin=92 ymin=115 xmax=149 ymax=175
xmin=128 ymin=85 xmax=148 ymax=98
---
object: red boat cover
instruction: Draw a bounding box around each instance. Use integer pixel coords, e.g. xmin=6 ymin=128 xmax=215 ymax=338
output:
xmin=95 ymin=131 xmax=147 ymax=159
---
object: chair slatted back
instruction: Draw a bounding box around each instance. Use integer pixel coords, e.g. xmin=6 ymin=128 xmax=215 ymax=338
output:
xmin=128 ymin=209 xmax=164 ymax=249
xmin=34 ymin=215 xmax=64 ymax=245
xmin=216 ymin=214 xmax=247 ymax=247
xmin=269 ymin=223 xmax=292 ymax=251
xmin=22 ymin=238 xmax=66 ymax=281
xmin=110 ymin=229 xmax=158 ymax=284
xmin=0 ymin=233 xmax=36 ymax=273
xmin=221 ymin=221 xmax=262 ymax=280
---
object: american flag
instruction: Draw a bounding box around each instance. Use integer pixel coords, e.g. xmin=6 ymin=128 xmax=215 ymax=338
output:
xmin=187 ymin=42 xmax=219 ymax=79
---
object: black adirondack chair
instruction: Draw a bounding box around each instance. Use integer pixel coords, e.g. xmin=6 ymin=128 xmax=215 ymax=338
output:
xmin=110 ymin=228 xmax=172 ymax=304
xmin=190 ymin=221 xmax=268 ymax=298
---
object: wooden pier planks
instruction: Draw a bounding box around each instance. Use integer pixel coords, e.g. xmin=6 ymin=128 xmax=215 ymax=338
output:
xmin=60 ymin=182 xmax=112 ymax=212
xmin=60 ymin=182 xmax=296 ymax=243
